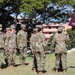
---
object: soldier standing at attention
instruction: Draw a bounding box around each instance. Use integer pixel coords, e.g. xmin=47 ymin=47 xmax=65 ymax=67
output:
xmin=17 ymin=24 xmax=27 ymax=67
xmin=0 ymin=24 xmax=4 ymax=70
xmin=4 ymin=27 xmax=11 ymax=67
xmin=30 ymin=28 xmax=38 ymax=72
xmin=51 ymin=25 xmax=70 ymax=73
xmin=9 ymin=25 xmax=17 ymax=66
xmin=36 ymin=25 xmax=47 ymax=73
xmin=31 ymin=25 xmax=47 ymax=74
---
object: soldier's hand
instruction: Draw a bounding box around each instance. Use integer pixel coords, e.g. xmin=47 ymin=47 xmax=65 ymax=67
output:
xmin=4 ymin=47 xmax=7 ymax=50
xmin=32 ymin=51 xmax=35 ymax=54
xmin=18 ymin=47 xmax=20 ymax=50
xmin=42 ymin=51 xmax=46 ymax=54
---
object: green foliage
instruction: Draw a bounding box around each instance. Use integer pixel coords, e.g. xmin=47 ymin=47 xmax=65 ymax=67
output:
xmin=0 ymin=0 xmax=75 ymax=14
xmin=52 ymin=0 xmax=75 ymax=6
xmin=0 ymin=0 xmax=4 ymax=3
xmin=67 ymin=28 xmax=75 ymax=49
xmin=19 ymin=0 xmax=51 ymax=14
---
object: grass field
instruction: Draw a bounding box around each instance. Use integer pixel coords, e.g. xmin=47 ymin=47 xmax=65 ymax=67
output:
xmin=0 ymin=52 xmax=75 ymax=75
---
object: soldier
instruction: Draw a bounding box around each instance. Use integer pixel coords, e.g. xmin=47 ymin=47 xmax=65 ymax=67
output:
xmin=4 ymin=27 xmax=11 ymax=67
xmin=51 ymin=25 xmax=70 ymax=73
xmin=4 ymin=26 xmax=17 ymax=67
xmin=31 ymin=25 xmax=47 ymax=74
xmin=17 ymin=24 xmax=27 ymax=66
xmin=30 ymin=28 xmax=38 ymax=71
xmin=9 ymin=25 xmax=17 ymax=66
xmin=0 ymin=24 xmax=4 ymax=70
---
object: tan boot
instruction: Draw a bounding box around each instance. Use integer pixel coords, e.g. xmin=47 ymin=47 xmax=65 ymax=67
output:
xmin=8 ymin=65 xmax=13 ymax=68
xmin=38 ymin=71 xmax=42 ymax=75
xmin=0 ymin=68 xmax=2 ymax=70
xmin=11 ymin=65 xmax=15 ymax=68
xmin=55 ymin=69 xmax=58 ymax=73
xmin=20 ymin=64 xmax=25 ymax=67
xmin=63 ymin=69 xmax=66 ymax=73
xmin=33 ymin=68 xmax=36 ymax=72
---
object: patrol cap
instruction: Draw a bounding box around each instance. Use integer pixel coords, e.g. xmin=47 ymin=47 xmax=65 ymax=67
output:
xmin=58 ymin=27 xmax=63 ymax=32
xmin=0 ymin=24 xmax=2 ymax=28
xmin=6 ymin=27 xmax=11 ymax=30
xmin=33 ymin=28 xmax=38 ymax=32
xmin=35 ymin=25 xmax=42 ymax=28
xmin=58 ymin=23 xmax=63 ymax=28
xmin=10 ymin=25 xmax=15 ymax=29
xmin=21 ymin=24 xmax=26 ymax=28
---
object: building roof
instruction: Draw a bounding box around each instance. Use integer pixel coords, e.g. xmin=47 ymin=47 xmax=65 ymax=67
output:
xmin=44 ymin=34 xmax=53 ymax=39
xmin=43 ymin=28 xmax=57 ymax=32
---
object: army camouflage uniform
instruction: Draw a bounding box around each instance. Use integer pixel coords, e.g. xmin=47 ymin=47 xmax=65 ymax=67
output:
xmin=31 ymin=25 xmax=46 ymax=73
xmin=9 ymin=25 xmax=17 ymax=65
xmin=30 ymin=28 xmax=38 ymax=70
xmin=51 ymin=26 xmax=70 ymax=72
xmin=17 ymin=24 xmax=27 ymax=65
xmin=0 ymin=24 xmax=4 ymax=68
xmin=4 ymin=27 xmax=13 ymax=66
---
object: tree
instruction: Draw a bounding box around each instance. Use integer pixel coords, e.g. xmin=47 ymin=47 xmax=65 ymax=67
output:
xmin=19 ymin=0 xmax=75 ymax=14
xmin=19 ymin=0 xmax=50 ymax=14
xmin=0 ymin=0 xmax=75 ymax=14
xmin=67 ymin=28 xmax=75 ymax=49
xmin=0 ymin=0 xmax=75 ymax=28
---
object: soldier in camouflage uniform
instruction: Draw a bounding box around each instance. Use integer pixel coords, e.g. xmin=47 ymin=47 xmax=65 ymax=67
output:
xmin=0 ymin=24 xmax=4 ymax=70
xmin=4 ymin=26 xmax=17 ymax=67
xmin=30 ymin=28 xmax=38 ymax=71
xmin=31 ymin=25 xmax=47 ymax=74
xmin=9 ymin=25 xmax=17 ymax=66
xmin=17 ymin=24 xmax=27 ymax=66
xmin=51 ymin=25 xmax=70 ymax=73
xmin=4 ymin=27 xmax=11 ymax=67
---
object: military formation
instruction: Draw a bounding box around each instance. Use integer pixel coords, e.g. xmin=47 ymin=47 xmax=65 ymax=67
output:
xmin=0 ymin=23 xmax=70 ymax=74
xmin=0 ymin=24 xmax=27 ymax=69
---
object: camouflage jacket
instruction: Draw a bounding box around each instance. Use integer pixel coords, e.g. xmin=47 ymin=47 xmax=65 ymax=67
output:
xmin=51 ymin=31 xmax=70 ymax=53
xmin=9 ymin=32 xmax=17 ymax=49
xmin=0 ymin=32 xmax=4 ymax=48
xmin=17 ymin=30 xmax=27 ymax=48
xmin=32 ymin=31 xmax=46 ymax=52
xmin=30 ymin=33 xmax=36 ymax=52
xmin=4 ymin=32 xmax=11 ymax=49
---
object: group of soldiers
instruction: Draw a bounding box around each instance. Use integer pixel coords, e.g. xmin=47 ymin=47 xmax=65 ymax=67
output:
xmin=30 ymin=24 xmax=70 ymax=74
xmin=0 ymin=23 xmax=70 ymax=75
xmin=0 ymin=23 xmax=47 ymax=75
xmin=0 ymin=24 xmax=27 ymax=70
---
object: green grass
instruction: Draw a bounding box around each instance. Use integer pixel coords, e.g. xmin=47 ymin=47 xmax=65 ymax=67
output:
xmin=0 ymin=52 xmax=75 ymax=75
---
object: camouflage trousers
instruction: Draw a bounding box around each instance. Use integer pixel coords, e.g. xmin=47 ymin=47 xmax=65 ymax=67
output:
xmin=4 ymin=49 xmax=16 ymax=66
xmin=32 ymin=55 xmax=37 ymax=68
xmin=35 ymin=52 xmax=46 ymax=72
xmin=0 ymin=49 xmax=4 ymax=68
xmin=19 ymin=47 xmax=27 ymax=65
xmin=55 ymin=53 xmax=67 ymax=70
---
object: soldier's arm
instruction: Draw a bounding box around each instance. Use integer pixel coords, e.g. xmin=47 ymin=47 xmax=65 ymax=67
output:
xmin=64 ymin=31 xmax=70 ymax=42
xmin=4 ymin=33 xmax=6 ymax=40
xmin=41 ymin=33 xmax=47 ymax=47
xmin=50 ymin=35 xmax=56 ymax=48
xmin=30 ymin=35 xmax=35 ymax=51
xmin=15 ymin=34 xmax=17 ymax=48
xmin=25 ymin=32 xmax=27 ymax=46
xmin=17 ymin=31 xmax=21 ymax=49
xmin=30 ymin=36 xmax=33 ymax=50
xmin=4 ymin=34 xmax=10 ymax=50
